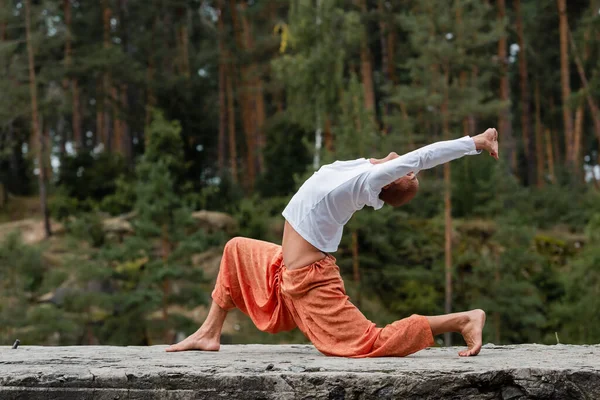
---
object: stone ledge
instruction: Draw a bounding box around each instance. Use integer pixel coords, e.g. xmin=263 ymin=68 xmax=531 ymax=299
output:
xmin=1 ymin=344 xmax=599 ymax=399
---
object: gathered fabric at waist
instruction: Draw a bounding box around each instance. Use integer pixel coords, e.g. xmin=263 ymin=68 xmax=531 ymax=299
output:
xmin=280 ymin=253 xmax=343 ymax=298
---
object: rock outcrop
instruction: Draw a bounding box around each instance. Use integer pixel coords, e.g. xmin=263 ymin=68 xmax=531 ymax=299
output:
xmin=1 ymin=344 xmax=598 ymax=399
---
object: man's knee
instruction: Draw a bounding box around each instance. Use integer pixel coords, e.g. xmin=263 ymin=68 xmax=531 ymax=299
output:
xmin=223 ymin=236 xmax=246 ymax=255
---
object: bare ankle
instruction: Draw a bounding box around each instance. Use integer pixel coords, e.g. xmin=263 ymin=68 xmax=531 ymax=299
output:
xmin=196 ymin=326 xmax=220 ymax=339
xmin=457 ymin=312 xmax=473 ymax=332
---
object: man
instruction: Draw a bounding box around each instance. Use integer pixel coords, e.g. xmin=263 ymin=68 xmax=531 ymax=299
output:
xmin=167 ymin=128 xmax=499 ymax=357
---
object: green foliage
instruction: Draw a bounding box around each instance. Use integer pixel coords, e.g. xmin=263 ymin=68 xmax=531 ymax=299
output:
xmin=233 ymin=195 xmax=288 ymax=244
xmin=68 ymin=213 xmax=106 ymax=248
xmin=0 ymin=233 xmax=79 ymax=345
xmin=257 ymin=116 xmax=311 ymax=197
xmin=552 ymin=216 xmax=600 ymax=343
xmin=100 ymin=176 xmax=137 ymax=215
xmin=41 ymin=111 xmax=227 ymax=345
xmin=55 ymin=151 xmax=131 ymax=214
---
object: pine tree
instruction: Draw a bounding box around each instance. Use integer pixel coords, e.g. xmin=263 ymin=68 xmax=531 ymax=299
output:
xmin=496 ymin=0 xmax=516 ymax=173
xmin=57 ymin=110 xmax=222 ymax=345
xmin=25 ymin=0 xmax=50 ymax=238
xmin=557 ymin=0 xmax=575 ymax=167
xmin=394 ymin=0 xmax=503 ymax=345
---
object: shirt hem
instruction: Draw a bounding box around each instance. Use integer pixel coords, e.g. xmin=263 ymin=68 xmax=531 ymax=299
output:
xmin=282 ymin=212 xmax=338 ymax=253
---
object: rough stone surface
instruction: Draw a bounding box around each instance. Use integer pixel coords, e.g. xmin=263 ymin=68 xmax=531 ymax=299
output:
xmin=1 ymin=344 xmax=598 ymax=399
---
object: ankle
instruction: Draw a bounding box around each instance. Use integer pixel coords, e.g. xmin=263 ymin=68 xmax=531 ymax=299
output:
xmin=457 ymin=313 xmax=472 ymax=332
xmin=196 ymin=326 xmax=220 ymax=339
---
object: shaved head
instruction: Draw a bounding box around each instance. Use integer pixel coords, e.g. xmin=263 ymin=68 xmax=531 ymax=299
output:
xmin=379 ymin=174 xmax=419 ymax=207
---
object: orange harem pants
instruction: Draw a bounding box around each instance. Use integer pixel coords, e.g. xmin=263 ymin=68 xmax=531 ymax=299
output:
xmin=211 ymin=237 xmax=434 ymax=358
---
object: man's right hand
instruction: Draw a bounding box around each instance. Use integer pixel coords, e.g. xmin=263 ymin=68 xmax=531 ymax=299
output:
xmin=473 ymin=128 xmax=499 ymax=160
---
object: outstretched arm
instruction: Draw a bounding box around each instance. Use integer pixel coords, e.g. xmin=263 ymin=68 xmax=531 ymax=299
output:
xmin=367 ymin=128 xmax=498 ymax=190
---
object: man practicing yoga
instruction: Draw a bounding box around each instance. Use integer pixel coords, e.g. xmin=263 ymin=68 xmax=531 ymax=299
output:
xmin=167 ymin=128 xmax=499 ymax=357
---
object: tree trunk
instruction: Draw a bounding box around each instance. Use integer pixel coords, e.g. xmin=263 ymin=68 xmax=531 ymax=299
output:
xmin=378 ymin=0 xmax=390 ymax=134
xmin=386 ymin=27 xmax=396 ymax=85
xmin=117 ymin=0 xmax=130 ymax=160
xmin=230 ymin=0 xmax=256 ymax=189
xmin=96 ymin=80 xmax=104 ymax=147
xmin=0 ymin=0 xmax=6 ymax=41
xmin=497 ymin=0 xmax=516 ymax=174
xmin=62 ymin=0 xmax=82 ymax=151
xmin=557 ymin=0 xmax=574 ymax=167
xmin=467 ymin=66 xmax=479 ymax=135
xmin=61 ymin=0 xmax=71 ymax=153
xmin=356 ymin=0 xmax=376 ymax=116
xmin=2 ymin=3 xmax=10 ymax=203
xmin=534 ymin=81 xmax=544 ymax=187
xmin=545 ymin=128 xmax=555 ymax=183
xmin=112 ymin=86 xmax=122 ymax=154
xmin=161 ymin=224 xmax=173 ymax=344
xmin=102 ymin=0 xmax=112 ymax=151
xmin=515 ymin=0 xmax=535 ymax=185
xmin=239 ymin=3 xmax=265 ymax=175
xmin=44 ymin=123 xmax=53 ymax=180
xmin=145 ymin=16 xmax=158 ymax=144
xmin=226 ymin=61 xmax=238 ymax=183
xmin=72 ymin=80 xmax=82 ymax=149
xmin=25 ymin=0 xmax=51 ymax=238
xmin=351 ymin=230 xmax=361 ymax=308
xmin=176 ymin=7 xmax=190 ymax=78
xmin=573 ymin=101 xmax=584 ymax=173
xmin=217 ymin=0 xmax=227 ymax=177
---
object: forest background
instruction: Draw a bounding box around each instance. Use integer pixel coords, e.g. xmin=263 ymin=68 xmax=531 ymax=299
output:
xmin=1 ymin=0 xmax=599 ymax=348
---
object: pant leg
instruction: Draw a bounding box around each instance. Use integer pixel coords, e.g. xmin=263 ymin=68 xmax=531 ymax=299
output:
xmin=212 ymin=237 xmax=297 ymax=334
xmin=280 ymin=256 xmax=434 ymax=358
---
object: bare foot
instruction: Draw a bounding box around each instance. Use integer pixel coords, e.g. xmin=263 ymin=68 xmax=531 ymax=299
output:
xmin=473 ymin=128 xmax=499 ymax=160
xmin=458 ymin=309 xmax=486 ymax=357
xmin=165 ymin=331 xmax=220 ymax=352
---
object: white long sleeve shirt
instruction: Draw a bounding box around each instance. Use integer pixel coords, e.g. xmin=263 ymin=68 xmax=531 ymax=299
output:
xmin=282 ymin=136 xmax=480 ymax=252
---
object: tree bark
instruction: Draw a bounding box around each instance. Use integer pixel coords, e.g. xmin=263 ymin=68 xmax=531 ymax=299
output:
xmin=161 ymin=224 xmax=173 ymax=344
xmin=557 ymin=0 xmax=574 ymax=167
xmin=145 ymin=16 xmax=158 ymax=146
xmin=515 ymin=0 xmax=535 ymax=185
xmin=72 ymin=81 xmax=82 ymax=149
xmin=176 ymin=7 xmax=190 ymax=78
xmin=217 ymin=0 xmax=227 ymax=177
xmin=102 ymin=0 xmax=112 ymax=151
xmin=545 ymin=128 xmax=555 ymax=183
xmin=117 ymin=0 xmax=130 ymax=160
xmin=63 ymin=0 xmax=82 ymax=151
xmin=497 ymin=0 xmax=516 ymax=173
xmin=378 ymin=0 xmax=390 ymax=134
xmin=0 ymin=0 xmax=6 ymax=41
xmin=25 ymin=0 xmax=51 ymax=238
xmin=112 ymin=86 xmax=122 ymax=154
xmin=226 ymin=61 xmax=238 ymax=183
xmin=1 ymin=1 xmax=10 ymax=202
xmin=239 ymin=2 xmax=265 ymax=175
xmin=356 ymin=0 xmax=376 ymax=116
xmin=534 ymin=81 xmax=544 ymax=187
xmin=96 ymin=80 xmax=104 ymax=147
xmin=573 ymin=101 xmax=584 ymax=173
xmin=230 ymin=0 xmax=256 ymax=189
